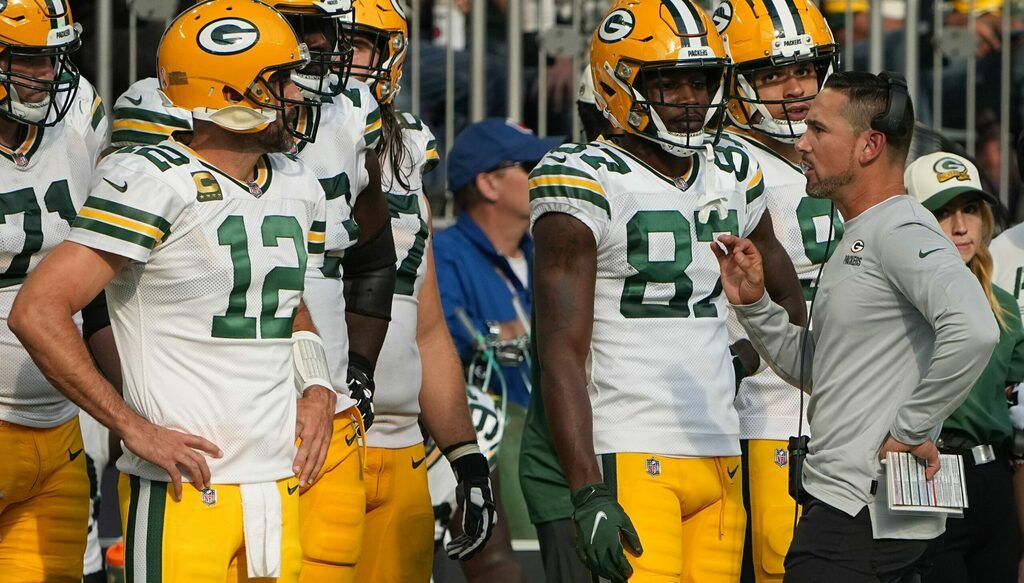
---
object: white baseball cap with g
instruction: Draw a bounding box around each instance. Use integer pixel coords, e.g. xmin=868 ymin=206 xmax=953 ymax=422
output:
xmin=905 ymin=151 xmax=999 ymax=212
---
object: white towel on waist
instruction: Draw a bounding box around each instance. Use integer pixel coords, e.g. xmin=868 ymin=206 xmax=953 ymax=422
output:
xmin=240 ymin=481 xmax=283 ymax=578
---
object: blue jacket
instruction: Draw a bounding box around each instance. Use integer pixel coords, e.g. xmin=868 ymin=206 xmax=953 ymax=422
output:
xmin=433 ymin=213 xmax=532 ymax=407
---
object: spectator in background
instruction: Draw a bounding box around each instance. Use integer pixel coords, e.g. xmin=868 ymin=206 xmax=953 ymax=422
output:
xmin=433 ymin=117 xmax=561 ymax=578
xmin=906 ymin=152 xmax=1024 ymax=583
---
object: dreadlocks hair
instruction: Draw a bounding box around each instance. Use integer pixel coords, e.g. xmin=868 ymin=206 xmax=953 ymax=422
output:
xmin=377 ymin=100 xmax=412 ymax=193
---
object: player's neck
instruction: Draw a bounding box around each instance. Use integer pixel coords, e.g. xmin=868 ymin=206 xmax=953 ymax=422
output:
xmin=468 ymin=207 xmax=528 ymax=258
xmin=187 ymin=132 xmax=266 ymax=183
xmin=617 ymin=134 xmax=692 ymax=179
xmin=0 ymin=116 xmax=26 ymax=150
xmin=749 ymin=130 xmax=801 ymax=165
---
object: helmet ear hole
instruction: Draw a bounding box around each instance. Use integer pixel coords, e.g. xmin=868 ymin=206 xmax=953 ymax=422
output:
xmin=222 ymin=86 xmax=245 ymax=103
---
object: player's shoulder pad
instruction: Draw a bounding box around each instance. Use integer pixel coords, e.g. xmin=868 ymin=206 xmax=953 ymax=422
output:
xmin=92 ymin=143 xmax=193 ymax=201
xmin=529 ymin=141 xmax=617 ymax=219
xmin=112 ymin=77 xmax=192 ymax=143
xmin=396 ymin=110 xmax=438 ymax=168
xmin=62 ymin=74 xmax=106 ymax=136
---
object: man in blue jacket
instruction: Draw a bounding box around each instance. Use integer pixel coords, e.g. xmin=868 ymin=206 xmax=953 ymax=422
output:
xmin=433 ymin=117 xmax=561 ymax=547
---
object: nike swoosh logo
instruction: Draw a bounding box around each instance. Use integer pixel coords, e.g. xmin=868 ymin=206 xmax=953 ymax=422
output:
xmin=919 ymin=248 xmax=943 ymax=258
xmin=345 ymin=432 xmax=358 ymax=447
xmin=124 ymin=95 xmax=143 ymax=106
xmin=411 ymin=457 xmax=426 ymax=469
xmin=590 ymin=511 xmax=608 ymax=545
xmin=68 ymin=448 xmax=84 ymax=462
xmin=103 ymin=178 xmax=128 ymax=193
xmin=287 ymin=483 xmax=299 ymax=495
xmin=727 ymin=465 xmax=739 ymax=479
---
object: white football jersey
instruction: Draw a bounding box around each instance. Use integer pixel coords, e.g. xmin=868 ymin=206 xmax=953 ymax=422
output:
xmin=109 ymin=78 xmax=382 ymax=413
xmin=0 ymin=78 xmax=106 ymax=428
xmin=725 ymin=131 xmax=845 ymax=441
xmin=68 ymin=141 xmax=327 ymax=483
xmin=529 ymin=135 xmax=768 ymax=457
xmin=367 ymin=111 xmax=440 ymax=449
xmin=991 ymin=222 xmax=1024 ymax=317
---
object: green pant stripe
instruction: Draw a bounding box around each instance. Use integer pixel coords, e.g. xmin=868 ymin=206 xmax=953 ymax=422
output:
xmin=125 ymin=476 xmax=140 ymax=582
xmin=145 ymin=481 xmax=166 ymax=583
xmin=601 ymin=453 xmax=618 ymax=501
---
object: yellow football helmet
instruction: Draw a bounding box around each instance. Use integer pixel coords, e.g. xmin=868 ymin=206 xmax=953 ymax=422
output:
xmin=715 ymin=0 xmax=838 ymax=142
xmin=590 ymin=0 xmax=730 ymax=157
xmin=159 ymin=0 xmax=316 ymax=139
xmin=266 ymin=0 xmax=354 ymax=98
xmin=344 ymin=0 xmax=407 ymax=104
xmin=0 ymin=0 xmax=81 ymax=126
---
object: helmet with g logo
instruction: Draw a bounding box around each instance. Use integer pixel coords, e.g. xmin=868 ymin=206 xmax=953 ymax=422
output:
xmin=158 ymin=0 xmax=316 ymax=139
xmin=266 ymin=0 xmax=354 ymax=98
xmin=590 ymin=0 xmax=730 ymax=157
xmin=0 ymin=0 xmax=81 ymax=126
xmin=716 ymin=0 xmax=838 ymax=143
xmin=343 ymin=0 xmax=407 ymax=104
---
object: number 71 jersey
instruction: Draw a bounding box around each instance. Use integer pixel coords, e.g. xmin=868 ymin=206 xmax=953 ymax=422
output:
xmin=67 ymin=141 xmax=327 ymax=483
xmin=528 ymin=136 xmax=767 ymax=458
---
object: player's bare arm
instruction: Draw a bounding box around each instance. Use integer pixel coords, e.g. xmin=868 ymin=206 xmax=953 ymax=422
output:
xmin=292 ymin=299 xmax=336 ymax=487
xmin=747 ymin=212 xmax=807 ymax=326
xmin=9 ymin=241 xmax=221 ymax=501
xmin=532 ymin=211 xmax=600 ymax=492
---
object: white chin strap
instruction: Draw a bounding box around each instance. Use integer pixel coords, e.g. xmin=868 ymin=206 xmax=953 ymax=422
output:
xmin=193 ymin=105 xmax=276 ymax=132
xmin=8 ymin=95 xmax=50 ymax=123
xmin=291 ymin=71 xmax=338 ymax=101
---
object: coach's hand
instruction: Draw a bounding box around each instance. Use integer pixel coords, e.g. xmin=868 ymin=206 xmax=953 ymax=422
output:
xmin=446 ymin=451 xmax=497 ymax=560
xmin=294 ymin=385 xmax=336 ymax=488
xmin=712 ymin=234 xmax=766 ymax=305
xmin=571 ymin=482 xmax=642 ymax=583
xmin=880 ymin=435 xmax=941 ymax=480
xmin=121 ymin=417 xmax=222 ymax=501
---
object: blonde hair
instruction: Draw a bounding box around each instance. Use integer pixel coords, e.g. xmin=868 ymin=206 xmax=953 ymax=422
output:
xmin=967 ymin=202 xmax=1010 ymax=331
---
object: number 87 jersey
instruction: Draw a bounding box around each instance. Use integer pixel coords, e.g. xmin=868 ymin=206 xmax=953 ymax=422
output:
xmin=528 ymin=135 xmax=767 ymax=458
xmin=67 ymin=142 xmax=327 ymax=483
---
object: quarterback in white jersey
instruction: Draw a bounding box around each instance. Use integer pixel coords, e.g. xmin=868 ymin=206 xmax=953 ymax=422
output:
xmin=0 ymin=1 xmax=107 ymax=580
xmin=344 ymin=1 xmax=497 ymax=578
xmin=10 ymin=2 xmax=339 ymax=581
xmin=531 ymin=1 xmax=806 ymax=582
xmin=716 ymin=1 xmax=843 ymax=581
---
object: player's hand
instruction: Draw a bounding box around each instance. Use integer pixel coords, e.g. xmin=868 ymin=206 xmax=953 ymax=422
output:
xmin=446 ymin=452 xmax=497 ymax=560
xmin=879 ymin=436 xmax=941 ymax=480
xmin=571 ymin=482 xmax=643 ymax=583
xmin=711 ymin=234 xmax=766 ymax=305
xmin=346 ymin=362 xmax=375 ymax=430
xmin=293 ymin=385 xmax=336 ymax=488
xmin=121 ymin=417 xmax=222 ymax=501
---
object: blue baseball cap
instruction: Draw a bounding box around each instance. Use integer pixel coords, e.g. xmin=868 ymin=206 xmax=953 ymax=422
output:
xmin=448 ymin=118 xmax=564 ymax=192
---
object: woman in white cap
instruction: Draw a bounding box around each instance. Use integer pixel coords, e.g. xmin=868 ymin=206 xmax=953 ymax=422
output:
xmin=906 ymin=151 xmax=1024 ymax=583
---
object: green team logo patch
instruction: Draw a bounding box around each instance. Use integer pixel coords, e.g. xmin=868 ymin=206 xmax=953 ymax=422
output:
xmin=932 ymin=156 xmax=971 ymax=183
xmin=197 ymin=18 xmax=260 ymax=55
xmin=599 ymin=9 xmax=635 ymax=43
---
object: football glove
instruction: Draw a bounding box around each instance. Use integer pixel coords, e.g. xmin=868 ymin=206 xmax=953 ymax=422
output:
xmin=346 ymin=353 xmax=375 ymax=430
xmin=571 ymin=482 xmax=642 ymax=583
xmin=445 ymin=447 xmax=496 ymax=560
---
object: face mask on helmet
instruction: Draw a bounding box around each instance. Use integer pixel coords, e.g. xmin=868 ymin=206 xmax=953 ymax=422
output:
xmin=284 ymin=12 xmax=353 ymax=99
xmin=731 ymin=50 xmax=836 ymax=143
xmin=0 ymin=27 xmax=82 ymax=126
xmin=625 ymin=61 xmax=729 ymax=157
xmin=344 ymin=24 xmax=400 ymax=99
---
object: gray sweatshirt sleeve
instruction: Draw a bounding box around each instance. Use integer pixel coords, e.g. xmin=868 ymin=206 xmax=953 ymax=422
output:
xmin=731 ymin=293 xmax=814 ymax=392
xmin=882 ymin=222 xmax=1000 ymax=445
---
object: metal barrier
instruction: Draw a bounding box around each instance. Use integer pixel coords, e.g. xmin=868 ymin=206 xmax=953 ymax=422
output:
xmin=95 ymin=0 xmax=1020 ymax=217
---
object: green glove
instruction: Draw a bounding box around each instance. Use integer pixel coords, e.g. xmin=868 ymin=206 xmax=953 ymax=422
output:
xmin=571 ymin=482 xmax=643 ymax=582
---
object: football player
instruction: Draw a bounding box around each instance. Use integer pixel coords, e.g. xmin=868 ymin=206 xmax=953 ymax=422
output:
xmin=108 ymin=1 xmax=399 ymax=580
xmin=10 ymin=1 xmax=337 ymax=580
xmin=714 ymin=1 xmax=844 ymax=581
xmin=0 ymin=1 xmax=108 ymax=580
xmin=342 ymin=1 xmax=496 ymax=580
xmin=529 ymin=0 xmax=806 ymax=581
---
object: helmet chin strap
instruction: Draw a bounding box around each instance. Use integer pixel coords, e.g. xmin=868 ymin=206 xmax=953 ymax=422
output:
xmin=291 ymin=70 xmax=339 ymax=101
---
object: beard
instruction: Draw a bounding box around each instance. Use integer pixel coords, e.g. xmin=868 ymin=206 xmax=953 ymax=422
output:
xmin=254 ymin=107 xmax=297 ymax=153
xmin=806 ymin=169 xmax=854 ymax=199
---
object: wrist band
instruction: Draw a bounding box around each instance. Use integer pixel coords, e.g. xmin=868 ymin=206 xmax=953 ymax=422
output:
xmin=293 ymin=331 xmax=332 ymax=396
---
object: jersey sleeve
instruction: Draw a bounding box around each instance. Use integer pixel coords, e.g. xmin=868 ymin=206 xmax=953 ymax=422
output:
xmin=421 ymin=125 xmax=440 ymax=175
xmin=111 ymin=79 xmax=193 ymax=148
xmin=529 ymin=148 xmax=611 ymax=244
xmin=725 ymin=142 xmax=766 ymax=238
xmin=307 ymin=185 xmax=328 ymax=271
xmin=68 ymin=155 xmax=188 ymax=263
xmin=349 ymin=83 xmax=382 ymax=151
xmin=64 ymin=76 xmax=110 ymax=163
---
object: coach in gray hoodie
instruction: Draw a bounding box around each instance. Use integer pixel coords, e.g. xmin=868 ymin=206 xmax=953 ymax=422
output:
xmin=713 ymin=71 xmax=999 ymax=582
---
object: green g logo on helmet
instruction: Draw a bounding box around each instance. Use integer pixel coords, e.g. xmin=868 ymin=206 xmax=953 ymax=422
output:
xmin=599 ymin=9 xmax=635 ymax=43
xmin=197 ymin=18 xmax=260 ymax=55
xmin=932 ymin=156 xmax=971 ymax=183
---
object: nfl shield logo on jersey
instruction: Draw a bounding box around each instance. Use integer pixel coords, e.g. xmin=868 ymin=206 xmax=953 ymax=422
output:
xmin=774 ymin=448 xmax=789 ymax=467
xmin=201 ymin=487 xmax=217 ymax=507
xmin=645 ymin=457 xmax=661 ymax=477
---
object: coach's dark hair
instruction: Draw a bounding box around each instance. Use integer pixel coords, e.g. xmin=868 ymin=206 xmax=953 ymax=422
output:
xmin=824 ymin=71 xmax=915 ymax=162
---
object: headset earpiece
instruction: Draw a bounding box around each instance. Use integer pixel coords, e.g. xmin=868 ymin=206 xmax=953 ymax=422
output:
xmin=870 ymin=71 xmax=909 ymax=135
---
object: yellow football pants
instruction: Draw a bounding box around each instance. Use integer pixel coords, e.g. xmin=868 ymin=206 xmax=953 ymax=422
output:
xmin=355 ymin=443 xmax=434 ymax=583
xmin=603 ymin=453 xmax=746 ymax=583
xmin=0 ymin=417 xmax=89 ymax=583
xmin=117 ymin=474 xmax=302 ymax=582
xmin=298 ymin=411 xmax=365 ymax=583
xmin=741 ymin=440 xmax=799 ymax=583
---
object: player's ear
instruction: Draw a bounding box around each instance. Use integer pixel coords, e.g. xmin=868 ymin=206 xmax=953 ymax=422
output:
xmin=474 ymin=172 xmax=500 ymax=204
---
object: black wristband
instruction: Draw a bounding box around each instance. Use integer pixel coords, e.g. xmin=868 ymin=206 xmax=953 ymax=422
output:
xmin=450 ymin=451 xmax=489 ymax=482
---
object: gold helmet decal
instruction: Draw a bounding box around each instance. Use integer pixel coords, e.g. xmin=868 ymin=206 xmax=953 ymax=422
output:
xmin=590 ymin=0 xmax=731 ymax=157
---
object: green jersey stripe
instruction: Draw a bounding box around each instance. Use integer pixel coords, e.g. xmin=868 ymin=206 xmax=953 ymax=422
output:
xmin=114 ymin=107 xmax=192 ymax=131
xmin=746 ymin=175 xmax=765 ymax=203
xmin=342 ymin=219 xmax=360 ymax=241
xmin=74 ymin=217 xmax=159 ymax=249
xmin=530 ymin=184 xmax=611 ymax=217
xmin=530 ymin=164 xmax=598 ymax=181
xmin=308 ymin=241 xmax=326 ymax=254
xmin=310 ymin=220 xmax=327 ymax=233
xmin=90 ymin=98 xmax=106 ymax=130
xmin=82 ymin=196 xmax=172 ymax=234
xmin=110 ymin=129 xmax=166 ymax=146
